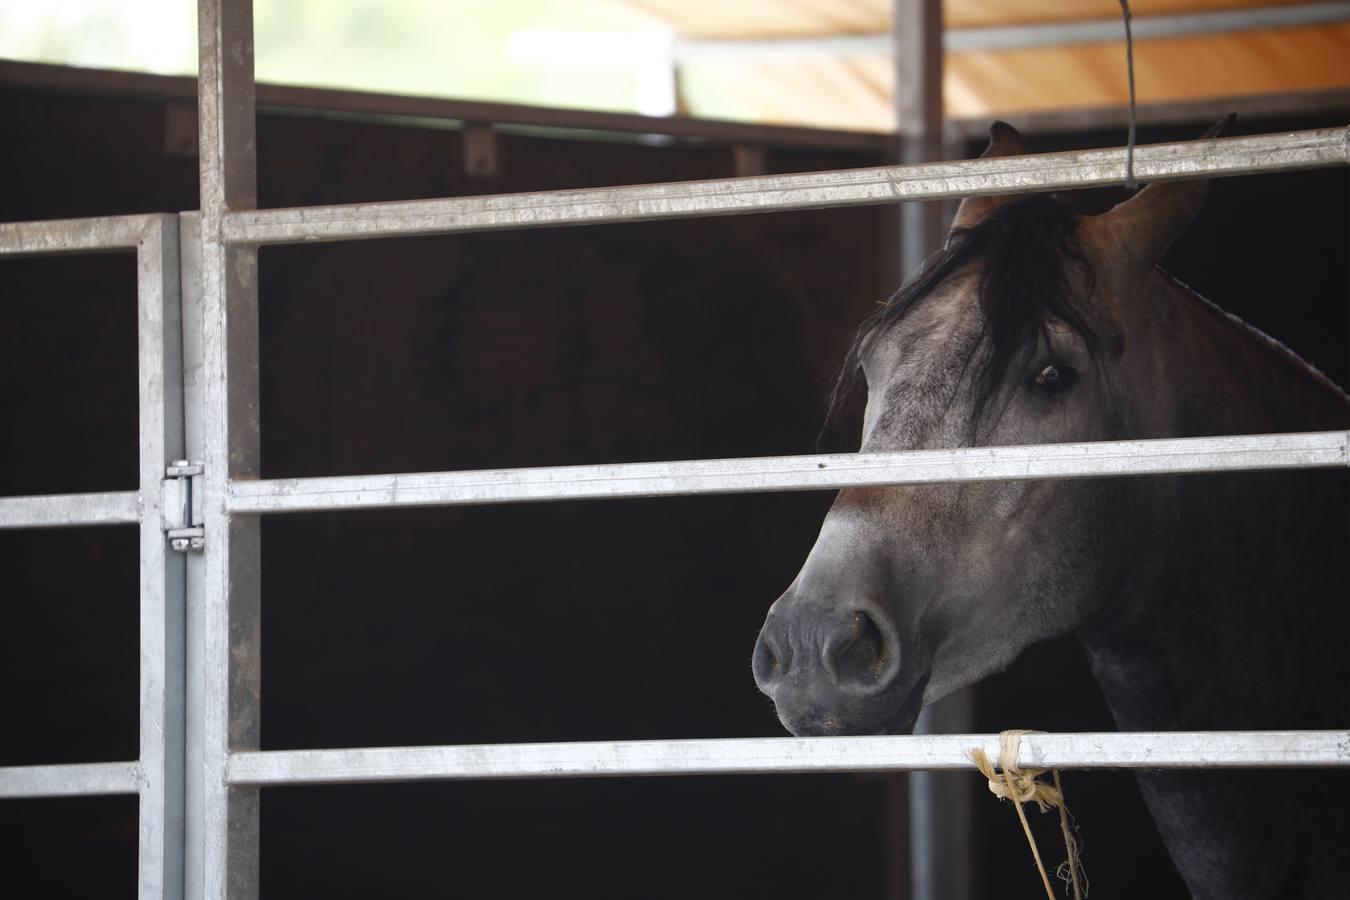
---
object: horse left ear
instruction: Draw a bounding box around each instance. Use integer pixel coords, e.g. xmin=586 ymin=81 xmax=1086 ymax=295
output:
xmin=1088 ymin=114 xmax=1236 ymax=268
xmin=949 ymin=121 xmax=1026 ymax=231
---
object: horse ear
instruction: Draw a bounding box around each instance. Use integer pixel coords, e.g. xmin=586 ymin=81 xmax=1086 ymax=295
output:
xmin=1089 ymin=114 xmax=1236 ymax=268
xmin=949 ymin=121 xmax=1026 ymax=231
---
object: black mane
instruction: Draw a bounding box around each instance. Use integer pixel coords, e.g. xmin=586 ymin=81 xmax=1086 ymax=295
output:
xmin=826 ymin=193 xmax=1101 ymax=440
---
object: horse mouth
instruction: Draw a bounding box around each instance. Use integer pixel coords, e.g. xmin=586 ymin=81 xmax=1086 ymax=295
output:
xmin=880 ymin=673 xmax=928 ymax=735
xmin=779 ymin=671 xmax=929 ymax=737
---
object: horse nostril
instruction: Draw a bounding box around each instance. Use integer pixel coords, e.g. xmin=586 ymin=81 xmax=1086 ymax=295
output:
xmin=752 ymin=628 xmax=785 ymax=691
xmin=824 ymin=609 xmax=892 ymax=687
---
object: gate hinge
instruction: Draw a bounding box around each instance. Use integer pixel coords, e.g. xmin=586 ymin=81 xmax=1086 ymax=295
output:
xmin=164 ymin=459 xmax=205 ymax=552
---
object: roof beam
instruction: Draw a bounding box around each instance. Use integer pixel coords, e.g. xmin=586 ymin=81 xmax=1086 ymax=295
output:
xmin=673 ymin=1 xmax=1350 ymax=60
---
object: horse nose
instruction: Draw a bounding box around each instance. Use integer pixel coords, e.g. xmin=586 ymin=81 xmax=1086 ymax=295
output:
xmin=753 ymin=603 xmax=902 ymax=698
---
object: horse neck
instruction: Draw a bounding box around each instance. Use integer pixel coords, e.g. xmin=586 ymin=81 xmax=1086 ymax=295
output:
xmin=1081 ymin=270 xmax=1350 ymax=733
xmin=1140 ymin=271 xmax=1349 ymax=436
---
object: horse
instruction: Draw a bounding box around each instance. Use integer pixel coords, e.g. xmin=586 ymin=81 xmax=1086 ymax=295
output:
xmin=751 ymin=121 xmax=1350 ymax=898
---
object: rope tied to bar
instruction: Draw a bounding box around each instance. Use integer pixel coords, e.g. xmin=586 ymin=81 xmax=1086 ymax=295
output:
xmin=969 ymin=730 xmax=1087 ymax=900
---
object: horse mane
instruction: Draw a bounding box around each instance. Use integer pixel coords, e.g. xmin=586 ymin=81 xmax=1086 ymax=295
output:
xmin=1160 ymin=269 xmax=1350 ymax=405
xmin=825 ymin=193 xmax=1100 ymax=442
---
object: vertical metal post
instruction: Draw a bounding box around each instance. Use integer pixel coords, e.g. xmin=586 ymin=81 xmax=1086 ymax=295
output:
xmin=893 ymin=0 xmax=945 ymax=278
xmin=138 ymin=215 xmax=187 ymax=899
xmin=180 ymin=211 xmax=208 ymax=900
xmin=893 ymin=2 xmax=977 ymax=899
xmin=195 ymin=1 xmax=261 ymax=898
xmin=908 ymin=696 xmax=977 ymax=900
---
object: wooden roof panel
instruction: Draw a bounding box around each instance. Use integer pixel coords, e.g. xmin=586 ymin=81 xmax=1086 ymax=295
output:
xmin=620 ymin=0 xmax=1327 ymax=37
xmin=676 ymin=24 xmax=1350 ymax=129
xmin=951 ymin=23 xmax=1350 ymax=115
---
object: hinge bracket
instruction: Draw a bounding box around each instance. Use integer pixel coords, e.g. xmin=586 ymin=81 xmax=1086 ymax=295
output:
xmin=164 ymin=459 xmax=205 ymax=552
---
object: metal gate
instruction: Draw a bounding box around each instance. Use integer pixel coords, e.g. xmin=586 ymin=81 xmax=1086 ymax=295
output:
xmin=2 ymin=1 xmax=1349 ymax=897
xmin=0 ymin=213 xmax=185 ymax=897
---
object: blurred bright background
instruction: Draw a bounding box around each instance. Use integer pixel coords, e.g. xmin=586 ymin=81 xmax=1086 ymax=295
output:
xmin=2 ymin=1 xmax=1347 ymax=131
xmin=0 ymin=0 xmax=698 ymax=117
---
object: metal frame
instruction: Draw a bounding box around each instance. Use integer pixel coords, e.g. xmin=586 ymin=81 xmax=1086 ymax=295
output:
xmin=0 ymin=214 xmax=186 ymax=898
xmin=225 ymin=731 xmax=1350 ymax=785
xmin=218 ymin=127 xmax=1349 ymax=244
xmin=186 ymin=0 xmax=1350 ymax=898
xmin=223 ymin=432 xmax=1349 ymax=513
xmin=2 ymin=1 xmax=1339 ymax=897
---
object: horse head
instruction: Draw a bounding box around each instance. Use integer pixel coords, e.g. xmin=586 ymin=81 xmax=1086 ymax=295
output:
xmin=752 ymin=121 xmax=1228 ymax=737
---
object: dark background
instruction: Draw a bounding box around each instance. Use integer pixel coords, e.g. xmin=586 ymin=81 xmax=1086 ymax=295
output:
xmin=1 ymin=75 xmax=1346 ymax=898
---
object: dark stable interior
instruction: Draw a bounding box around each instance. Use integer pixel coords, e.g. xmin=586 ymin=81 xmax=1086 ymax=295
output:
xmin=1 ymin=79 xmax=1346 ymax=898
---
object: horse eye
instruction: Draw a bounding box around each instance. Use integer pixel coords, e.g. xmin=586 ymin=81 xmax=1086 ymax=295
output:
xmin=1031 ymin=363 xmax=1078 ymax=394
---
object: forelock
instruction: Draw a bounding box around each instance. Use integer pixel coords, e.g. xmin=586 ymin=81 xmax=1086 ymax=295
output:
xmin=823 ymin=193 xmax=1101 ymax=444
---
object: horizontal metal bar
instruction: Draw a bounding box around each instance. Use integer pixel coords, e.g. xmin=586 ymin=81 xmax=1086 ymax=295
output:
xmin=0 ymin=59 xmax=893 ymax=153
xmin=0 ymin=214 xmax=161 ymax=257
xmin=226 ymin=432 xmax=1348 ymax=515
xmin=0 ymin=491 xmax=143 ymax=529
xmin=226 ymin=731 xmax=1350 ymax=786
xmin=947 ymin=86 xmax=1350 ymax=141
xmin=0 ymin=761 xmax=142 ymax=798
xmin=674 ymin=2 xmax=1350 ymax=60
xmin=222 ymin=128 xmax=1349 ymax=244
xmin=676 ymin=34 xmax=891 ymax=61
xmin=953 ymin=1 xmax=1350 ymax=53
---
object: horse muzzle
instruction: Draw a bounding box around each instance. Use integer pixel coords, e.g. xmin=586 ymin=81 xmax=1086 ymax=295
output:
xmin=752 ymin=596 xmax=922 ymax=736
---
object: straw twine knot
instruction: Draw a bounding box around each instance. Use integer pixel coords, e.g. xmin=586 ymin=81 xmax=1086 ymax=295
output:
xmin=968 ymin=730 xmax=1086 ymax=900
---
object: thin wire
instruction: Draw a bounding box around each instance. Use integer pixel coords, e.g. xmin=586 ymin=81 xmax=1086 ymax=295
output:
xmin=1119 ymin=0 xmax=1138 ymax=190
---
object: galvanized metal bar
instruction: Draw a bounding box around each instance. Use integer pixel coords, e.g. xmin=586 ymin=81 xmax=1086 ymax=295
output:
xmin=136 ymin=215 xmax=187 ymax=900
xmin=225 ymin=731 xmax=1350 ymax=786
xmin=946 ymin=87 xmax=1350 ymax=142
xmin=894 ymin=0 xmax=945 ymax=249
xmin=951 ymin=0 xmax=1350 ymax=52
xmin=0 ymin=761 xmax=143 ymax=798
xmin=894 ymin=2 xmax=972 ymax=895
xmin=0 ymin=491 xmax=142 ymax=528
xmin=225 ymin=431 xmax=1350 ymax=515
xmin=221 ymin=128 xmax=1349 ymax=245
xmin=673 ymin=2 xmax=1350 ymax=59
xmin=196 ymin=0 xmax=261 ymax=898
xmin=0 ymin=214 xmax=162 ymax=256
xmin=911 ymin=701 xmax=976 ymax=900
xmin=178 ymin=212 xmax=209 ymax=900
xmin=675 ymin=33 xmax=891 ymax=61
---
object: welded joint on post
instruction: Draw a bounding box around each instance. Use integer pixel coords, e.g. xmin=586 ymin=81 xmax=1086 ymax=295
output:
xmin=165 ymin=459 xmax=205 ymax=552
